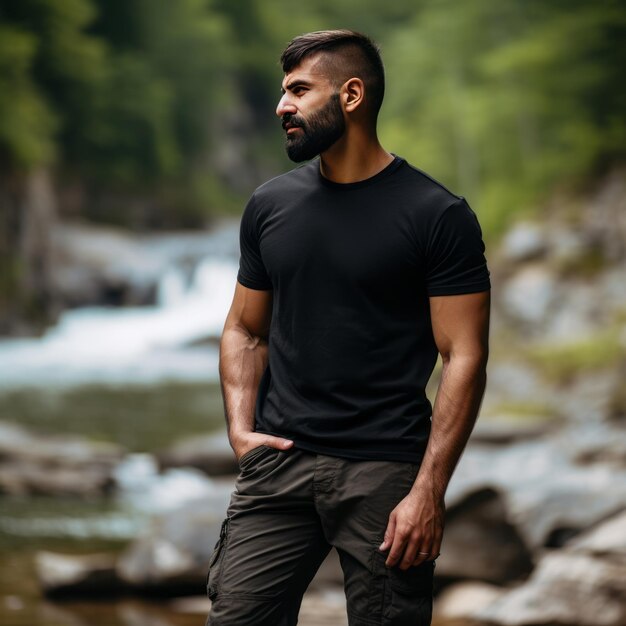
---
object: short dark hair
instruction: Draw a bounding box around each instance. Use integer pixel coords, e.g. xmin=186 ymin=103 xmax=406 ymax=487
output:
xmin=280 ymin=30 xmax=385 ymax=123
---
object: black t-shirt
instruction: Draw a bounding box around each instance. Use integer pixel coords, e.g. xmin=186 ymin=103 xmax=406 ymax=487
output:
xmin=237 ymin=155 xmax=490 ymax=462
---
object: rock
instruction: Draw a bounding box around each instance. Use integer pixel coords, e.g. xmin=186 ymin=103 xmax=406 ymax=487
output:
xmin=114 ymin=454 xmax=234 ymax=514
xmin=607 ymin=357 xmax=626 ymax=421
xmin=500 ymin=222 xmax=547 ymax=262
xmin=0 ymin=421 xmax=124 ymax=497
xmin=547 ymin=228 xmax=589 ymax=266
xmin=437 ymin=488 xmax=534 ymax=584
xmin=470 ymin=417 xmax=554 ymax=445
xmin=566 ymin=509 xmax=626 ymax=565
xmin=476 ymin=551 xmax=626 ymax=626
xmin=500 ymin=264 xmax=558 ymax=326
xmin=116 ymin=498 xmax=228 ymax=594
xmin=48 ymin=220 xmax=240 ymax=310
xmin=50 ymin=224 xmax=164 ymax=307
xmin=156 ymin=430 xmax=238 ymax=476
xmin=434 ymin=581 xmax=507 ymax=620
xmin=447 ymin=425 xmax=626 ymax=551
xmin=541 ymin=281 xmax=604 ymax=341
xmin=599 ymin=266 xmax=626 ymax=312
xmin=35 ymin=551 xmax=122 ymax=597
xmin=484 ymin=361 xmax=545 ymax=403
xmin=479 ymin=360 xmax=558 ymax=423
xmin=551 ymin=368 xmax=620 ymax=423
xmin=559 ymin=421 xmax=626 ymax=468
xmin=0 ymin=462 xmax=115 ymax=497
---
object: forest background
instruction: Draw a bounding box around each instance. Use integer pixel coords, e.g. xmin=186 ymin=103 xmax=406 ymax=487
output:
xmin=1 ymin=0 xmax=624 ymax=332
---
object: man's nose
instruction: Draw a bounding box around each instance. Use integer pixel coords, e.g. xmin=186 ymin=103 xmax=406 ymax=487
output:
xmin=276 ymin=94 xmax=296 ymax=118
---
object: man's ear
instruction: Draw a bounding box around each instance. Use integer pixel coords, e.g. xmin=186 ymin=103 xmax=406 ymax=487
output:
xmin=342 ymin=77 xmax=365 ymax=113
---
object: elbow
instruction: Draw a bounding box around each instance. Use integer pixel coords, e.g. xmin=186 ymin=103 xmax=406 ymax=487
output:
xmin=441 ymin=344 xmax=489 ymax=372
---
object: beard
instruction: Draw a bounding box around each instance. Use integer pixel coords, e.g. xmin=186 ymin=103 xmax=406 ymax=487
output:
xmin=283 ymin=93 xmax=346 ymax=162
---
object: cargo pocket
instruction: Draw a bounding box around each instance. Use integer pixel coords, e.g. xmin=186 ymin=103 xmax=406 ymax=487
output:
xmin=207 ymin=517 xmax=230 ymax=601
xmin=384 ymin=559 xmax=434 ymax=626
xmin=366 ymin=545 xmax=388 ymax=623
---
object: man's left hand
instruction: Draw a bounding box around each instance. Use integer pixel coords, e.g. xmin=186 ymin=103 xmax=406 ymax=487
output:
xmin=378 ymin=485 xmax=445 ymax=569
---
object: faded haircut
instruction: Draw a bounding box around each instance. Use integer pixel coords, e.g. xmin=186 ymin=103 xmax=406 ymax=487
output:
xmin=280 ymin=30 xmax=385 ymax=124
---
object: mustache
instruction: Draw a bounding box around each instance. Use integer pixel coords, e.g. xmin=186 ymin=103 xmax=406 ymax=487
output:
xmin=282 ymin=115 xmax=306 ymax=131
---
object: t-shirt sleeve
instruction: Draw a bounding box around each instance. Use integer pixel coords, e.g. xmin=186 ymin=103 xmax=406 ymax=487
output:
xmin=237 ymin=195 xmax=273 ymax=290
xmin=425 ymin=198 xmax=491 ymax=296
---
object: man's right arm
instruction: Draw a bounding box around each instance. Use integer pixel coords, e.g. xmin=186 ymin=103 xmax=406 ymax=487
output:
xmin=219 ymin=281 xmax=293 ymax=460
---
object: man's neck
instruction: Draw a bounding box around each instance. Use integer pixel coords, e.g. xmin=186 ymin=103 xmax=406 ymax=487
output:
xmin=318 ymin=131 xmax=394 ymax=184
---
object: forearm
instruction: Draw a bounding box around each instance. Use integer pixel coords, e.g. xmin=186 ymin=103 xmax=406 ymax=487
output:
xmin=219 ymin=323 xmax=268 ymax=445
xmin=413 ymin=354 xmax=487 ymax=500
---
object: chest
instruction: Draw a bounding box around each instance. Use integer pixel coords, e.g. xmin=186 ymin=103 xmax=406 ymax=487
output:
xmin=258 ymin=196 xmax=423 ymax=291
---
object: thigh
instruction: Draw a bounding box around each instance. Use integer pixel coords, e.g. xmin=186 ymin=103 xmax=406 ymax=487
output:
xmin=323 ymin=458 xmax=435 ymax=625
xmin=207 ymin=446 xmax=331 ymax=626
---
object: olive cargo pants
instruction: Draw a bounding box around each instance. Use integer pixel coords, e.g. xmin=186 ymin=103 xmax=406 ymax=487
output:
xmin=206 ymin=445 xmax=435 ymax=625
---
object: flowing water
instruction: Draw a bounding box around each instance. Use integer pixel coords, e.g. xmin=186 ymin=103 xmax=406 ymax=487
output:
xmin=0 ymin=221 xmax=240 ymax=389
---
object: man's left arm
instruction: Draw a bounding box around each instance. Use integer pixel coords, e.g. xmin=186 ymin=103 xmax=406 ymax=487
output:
xmin=380 ymin=290 xmax=491 ymax=569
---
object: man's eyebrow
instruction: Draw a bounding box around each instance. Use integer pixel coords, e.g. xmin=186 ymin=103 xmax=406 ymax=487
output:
xmin=281 ymin=80 xmax=312 ymax=94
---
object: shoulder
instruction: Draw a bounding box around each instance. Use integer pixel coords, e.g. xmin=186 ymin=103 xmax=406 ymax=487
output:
xmin=252 ymin=160 xmax=318 ymax=207
xmin=396 ymin=158 xmax=463 ymax=215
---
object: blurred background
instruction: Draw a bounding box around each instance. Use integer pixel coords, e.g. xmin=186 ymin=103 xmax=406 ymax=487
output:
xmin=0 ymin=1 xmax=625 ymax=625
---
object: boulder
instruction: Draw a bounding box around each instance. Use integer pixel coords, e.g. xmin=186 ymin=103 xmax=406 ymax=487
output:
xmin=116 ymin=497 xmax=230 ymax=595
xmin=474 ymin=509 xmax=626 ymax=626
xmin=547 ymin=228 xmax=590 ymax=266
xmin=156 ymin=430 xmax=238 ymax=476
xmin=558 ymin=421 xmax=626 ymax=468
xmin=434 ymin=581 xmax=507 ymax=620
xmin=437 ymin=488 xmax=534 ymax=584
xmin=470 ymin=417 xmax=554 ymax=445
xmin=476 ymin=551 xmax=626 ymax=626
xmin=48 ymin=220 xmax=240 ymax=309
xmin=500 ymin=264 xmax=557 ymax=326
xmin=35 ymin=551 xmax=122 ymax=597
xmin=500 ymin=222 xmax=547 ymax=263
xmin=566 ymin=509 xmax=626 ymax=564
xmin=0 ymin=421 xmax=124 ymax=497
xmin=50 ymin=224 xmax=164 ymax=307
xmin=447 ymin=425 xmax=626 ymax=551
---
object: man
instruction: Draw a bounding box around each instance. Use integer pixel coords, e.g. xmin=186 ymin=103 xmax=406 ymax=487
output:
xmin=207 ymin=29 xmax=490 ymax=626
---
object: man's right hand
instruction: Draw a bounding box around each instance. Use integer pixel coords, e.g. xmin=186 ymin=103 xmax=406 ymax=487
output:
xmin=231 ymin=431 xmax=294 ymax=461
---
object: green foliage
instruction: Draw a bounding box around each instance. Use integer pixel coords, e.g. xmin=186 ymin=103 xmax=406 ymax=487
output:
xmin=481 ymin=400 xmax=557 ymax=421
xmin=0 ymin=382 xmax=225 ymax=452
xmin=380 ymin=0 xmax=626 ymax=236
xmin=0 ymin=24 xmax=57 ymax=166
xmin=0 ymin=0 xmax=624 ymax=227
xmin=526 ymin=329 xmax=624 ymax=384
